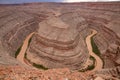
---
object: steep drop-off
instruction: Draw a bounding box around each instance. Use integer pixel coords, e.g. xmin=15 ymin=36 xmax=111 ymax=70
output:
xmin=0 ymin=2 xmax=120 ymax=80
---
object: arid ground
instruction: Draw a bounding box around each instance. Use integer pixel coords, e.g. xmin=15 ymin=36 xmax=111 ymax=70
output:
xmin=0 ymin=2 xmax=120 ymax=80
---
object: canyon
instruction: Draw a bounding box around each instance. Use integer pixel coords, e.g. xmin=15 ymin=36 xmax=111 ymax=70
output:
xmin=0 ymin=2 xmax=120 ymax=80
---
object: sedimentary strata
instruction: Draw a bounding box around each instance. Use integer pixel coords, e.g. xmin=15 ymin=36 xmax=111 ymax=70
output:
xmin=26 ymin=16 xmax=89 ymax=70
xmin=0 ymin=2 xmax=120 ymax=80
xmin=0 ymin=11 xmax=38 ymax=57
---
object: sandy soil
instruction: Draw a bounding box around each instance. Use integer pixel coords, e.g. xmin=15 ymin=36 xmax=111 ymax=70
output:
xmin=16 ymin=29 xmax=103 ymax=72
xmin=85 ymin=29 xmax=103 ymax=72
xmin=16 ymin=32 xmax=35 ymax=66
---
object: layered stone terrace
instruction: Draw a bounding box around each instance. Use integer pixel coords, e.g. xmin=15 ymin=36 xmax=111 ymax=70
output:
xmin=0 ymin=2 xmax=120 ymax=72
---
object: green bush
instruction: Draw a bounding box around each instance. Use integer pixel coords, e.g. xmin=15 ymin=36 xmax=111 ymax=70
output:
xmin=24 ymin=53 xmax=48 ymax=70
xmin=79 ymin=36 xmax=104 ymax=72
xmin=24 ymin=36 xmax=48 ymax=70
xmin=15 ymin=46 xmax=22 ymax=58
xmin=91 ymin=37 xmax=104 ymax=68
xmin=90 ymin=56 xmax=95 ymax=64
xmin=24 ymin=53 xmax=27 ymax=59
xmin=28 ymin=37 xmax=32 ymax=46
xmin=90 ymin=56 xmax=95 ymax=60
xmin=78 ymin=69 xmax=86 ymax=72
xmin=87 ymin=56 xmax=95 ymax=70
xmin=79 ymin=56 xmax=96 ymax=72
xmin=79 ymin=64 xmax=95 ymax=72
xmin=91 ymin=37 xmax=101 ymax=56
xmin=87 ymin=65 xmax=95 ymax=70
xmin=33 ymin=63 xmax=48 ymax=70
xmin=15 ymin=35 xmax=32 ymax=58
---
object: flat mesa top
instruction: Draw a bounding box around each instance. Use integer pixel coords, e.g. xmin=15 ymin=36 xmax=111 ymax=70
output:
xmin=38 ymin=17 xmax=79 ymax=43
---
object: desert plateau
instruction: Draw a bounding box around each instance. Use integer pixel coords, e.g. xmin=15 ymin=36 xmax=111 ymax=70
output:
xmin=0 ymin=2 xmax=120 ymax=80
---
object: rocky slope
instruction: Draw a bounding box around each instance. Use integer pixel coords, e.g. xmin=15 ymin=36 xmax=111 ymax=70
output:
xmin=0 ymin=2 xmax=120 ymax=80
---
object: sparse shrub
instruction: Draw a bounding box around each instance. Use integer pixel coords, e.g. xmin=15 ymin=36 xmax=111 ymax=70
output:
xmin=15 ymin=46 xmax=22 ymax=58
xmin=91 ymin=37 xmax=101 ymax=56
xmin=91 ymin=37 xmax=104 ymax=67
xmin=28 ymin=37 xmax=32 ymax=46
xmin=33 ymin=63 xmax=48 ymax=70
xmin=87 ymin=64 xmax=95 ymax=70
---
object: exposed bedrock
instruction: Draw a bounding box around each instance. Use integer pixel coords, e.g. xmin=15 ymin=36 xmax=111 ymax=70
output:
xmin=96 ymin=66 xmax=120 ymax=79
xmin=25 ymin=8 xmax=120 ymax=70
xmin=0 ymin=3 xmax=120 ymax=71
xmin=1 ymin=11 xmax=39 ymax=57
xmin=26 ymin=17 xmax=90 ymax=70
xmin=88 ymin=21 xmax=120 ymax=68
xmin=0 ymin=2 xmax=120 ymax=80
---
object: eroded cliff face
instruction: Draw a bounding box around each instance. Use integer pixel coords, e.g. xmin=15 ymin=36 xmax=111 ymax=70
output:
xmin=0 ymin=2 xmax=120 ymax=80
xmin=26 ymin=16 xmax=89 ymax=70
xmin=89 ymin=21 xmax=120 ymax=68
xmin=0 ymin=11 xmax=38 ymax=57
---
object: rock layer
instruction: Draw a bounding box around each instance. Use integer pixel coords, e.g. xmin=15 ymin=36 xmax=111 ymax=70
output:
xmin=0 ymin=11 xmax=39 ymax=57
xmin=0 ymin=2 xmax=120 ymax=79
xmin=26 ymin=16 xmax=89 ymax=70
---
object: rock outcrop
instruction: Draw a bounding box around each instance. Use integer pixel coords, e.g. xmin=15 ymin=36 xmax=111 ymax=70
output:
xmin=0 ymin=11 xmax=39 ymax=57
xmin=0 ymin=2 xmax=120 ymax=80
xmin=26 ymin=16 xmax=89 ymax=70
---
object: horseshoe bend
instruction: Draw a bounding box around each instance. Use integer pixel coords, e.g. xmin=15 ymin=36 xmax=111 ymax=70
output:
xmin=0 ymin=2 xmax=120 ymax=80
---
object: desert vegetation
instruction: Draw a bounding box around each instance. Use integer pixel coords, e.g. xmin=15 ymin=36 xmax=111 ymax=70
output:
xmin=91 ymin=37 xmax=105 ymax=67
xmin=0 ymin=2 xmax=120 ymax=80
xmin=91 ymin=37 xmax=101 ymax=56
xmin=15 ymin=46 xmax=22 ymax=58
xmin=33 ymin=63 xmax=48 ymax=70
xmin=79 ymin=56 xmax=95 ymax=72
